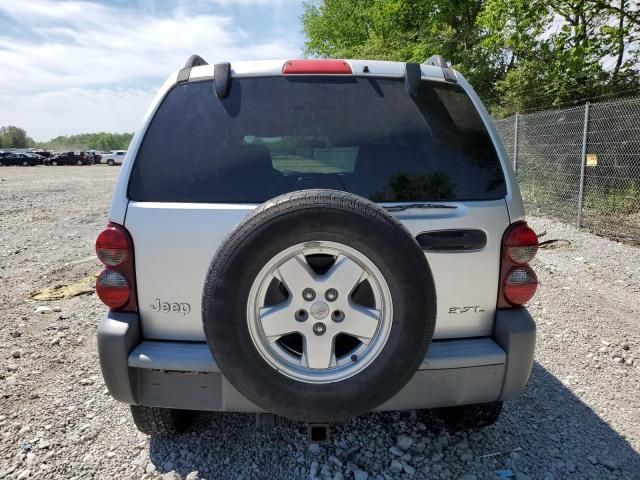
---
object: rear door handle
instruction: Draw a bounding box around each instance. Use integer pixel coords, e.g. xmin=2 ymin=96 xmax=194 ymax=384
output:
xmin=416 ymin=229 xmax=487 ymax=252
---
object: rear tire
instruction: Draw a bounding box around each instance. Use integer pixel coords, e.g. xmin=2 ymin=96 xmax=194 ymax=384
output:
xmin=107 ymin=159 xmax=115 ymax=166
xmin=432 ymin=401 xmax=503 ymax=432
xmin=130 ymin=405 xmax=195 ymax=436
xmin=203 ymin=190 xmax=436 ymax=422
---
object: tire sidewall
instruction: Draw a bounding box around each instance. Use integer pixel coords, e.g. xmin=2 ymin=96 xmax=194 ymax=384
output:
xmin=203 ymin=198 xmax=436 ymax=422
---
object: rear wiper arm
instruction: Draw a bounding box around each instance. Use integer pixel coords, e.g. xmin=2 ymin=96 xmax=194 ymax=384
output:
xmin=382 ymin=203 xmax=457 ymax=212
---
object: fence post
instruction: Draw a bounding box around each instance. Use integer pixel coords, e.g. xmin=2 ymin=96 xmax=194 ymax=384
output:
xmin=576 ymin=102 xmax=590 ymax=229
xmin=513 ymin=112 xmax=519 ymax=174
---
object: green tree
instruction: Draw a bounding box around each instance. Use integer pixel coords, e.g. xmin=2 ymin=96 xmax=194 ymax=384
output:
xmin=302 ymin=0 xmax=500 ymax=99
xmin=0 ymin=127 xmax=133 ymax=151
xmin=0 ymin=126 xmax=31 ymax=148
xmin=480 ymin=0 xmax=640 ymax=114
xmin=302 ymin=0 xmax=640 ymax=115
xmin=36 ymin=132 xmax=133 ymax=151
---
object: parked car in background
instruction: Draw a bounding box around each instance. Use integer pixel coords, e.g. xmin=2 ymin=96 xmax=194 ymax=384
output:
xmin=0 ymin=152 xmax=38 ymax=166
xmin=101 ymin=150 xmax=126 ymax=166
xmin=28 ymin=149 xmax=53 ymax=159
xmin=47 ymin=151 xmax=91 ymax=166
xmin=25 ymin=152 xmax=46 ymax=164
xmin=87 ymin=150 xmax=103 ymax=164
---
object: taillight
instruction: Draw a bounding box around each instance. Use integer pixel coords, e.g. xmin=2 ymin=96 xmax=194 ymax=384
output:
xmin=96 ymin=225 xmax=129 ymax=266
xmin=498 ymin=222 xmax=538 ymax=307
xmin=95 ymin=223 xmax=137 ymax=312
xmin=96 ymin=270 xmax=130 ymax=309
xmin=282 ymin=59 xmax=352 ymax=75
xmin=503 ymin=224 xmax=538 ymax=264
xmin=503 ymin=266 xmax=538 ymax=305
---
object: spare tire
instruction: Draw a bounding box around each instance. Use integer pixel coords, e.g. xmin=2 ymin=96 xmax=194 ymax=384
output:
xmin=202 ymin=190 xmax=436 ymax=422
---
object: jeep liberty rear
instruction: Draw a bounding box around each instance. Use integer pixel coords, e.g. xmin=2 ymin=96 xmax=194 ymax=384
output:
xmin=96 ymin=56 xmax=537 ymax=436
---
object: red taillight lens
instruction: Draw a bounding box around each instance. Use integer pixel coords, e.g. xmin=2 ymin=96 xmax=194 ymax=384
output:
xmin=96 ymin=270 xmax=130 ymax=309
xmin=498 ymin=221 xmax=538 ymax=308
xmin=96 ymin=225 xmax=129 ymax=266
xmin=503 ymin=266 xmax=538 ymax=306
xmin=282 ymin=59 xmax=352 ymax=75
xmin=504 ymin=224 xmax=538 ymax=264
xmin=95 ymin=223 xmax=137 ymax=312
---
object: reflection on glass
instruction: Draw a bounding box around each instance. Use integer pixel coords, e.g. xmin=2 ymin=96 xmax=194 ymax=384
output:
xmin=130 ymin=76 xmax=507 ymax=203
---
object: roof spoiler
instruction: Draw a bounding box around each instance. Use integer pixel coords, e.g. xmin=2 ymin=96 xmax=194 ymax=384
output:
xmin=425 ymin=55 xmax=457 ymax=83
xmin=213 ymin=62 xmax=232 ymax=98
xmin=404 ymin=63 xmax=422 ymax=97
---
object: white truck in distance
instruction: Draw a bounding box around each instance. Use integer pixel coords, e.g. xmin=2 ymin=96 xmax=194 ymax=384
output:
xmin=101 ymin=150 xmax=127 ymax=166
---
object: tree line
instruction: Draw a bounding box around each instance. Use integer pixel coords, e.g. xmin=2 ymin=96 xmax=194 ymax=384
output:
xmin=302 ymin=0 xmax=640 ymax=116
xmin=40 ymin=132 xmax=134 ymax=151
xmin=0 ymin=126 xmax=35 ymax=149
xmin=0 ymin=126 xmax=133 ymax=151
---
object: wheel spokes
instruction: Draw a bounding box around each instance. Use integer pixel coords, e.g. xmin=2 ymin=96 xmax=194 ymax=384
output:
xmin=323 ymin=254 xmax=366 ymax=295
xmin=302 ymin=333 xmax=336 ymax=369
xmin=259 ymin=301 xmax=299 ymax=341
xmin=340 ymin=304 xmax=381 ymax=344
xmin=276 ymin=254 xmax=317 ymax=296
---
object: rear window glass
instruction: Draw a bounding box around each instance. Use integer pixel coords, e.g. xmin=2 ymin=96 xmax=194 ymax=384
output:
xmin=129 ymin=76 xmax=506 ymax=203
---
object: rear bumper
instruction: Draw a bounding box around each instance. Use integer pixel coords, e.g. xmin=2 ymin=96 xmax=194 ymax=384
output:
xmin=97 ymin=309 xmax=535 ymax=412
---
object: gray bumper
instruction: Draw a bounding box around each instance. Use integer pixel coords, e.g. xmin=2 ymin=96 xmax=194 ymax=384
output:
xmin=97 ymin=309 xmax=535 ymax=412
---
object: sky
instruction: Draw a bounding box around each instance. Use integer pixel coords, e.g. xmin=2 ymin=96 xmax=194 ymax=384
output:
xmin=0 ymin=0 xmax=305 ymax=141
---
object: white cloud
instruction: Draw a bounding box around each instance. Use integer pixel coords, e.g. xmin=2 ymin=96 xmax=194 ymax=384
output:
xmin=0 ymin=87 xmax=155 ymax=140
xmin=0 ymin=0 xmax=302 ymax=140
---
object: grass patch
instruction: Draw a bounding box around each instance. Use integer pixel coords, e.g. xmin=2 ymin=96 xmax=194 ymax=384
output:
xmin=583 ymin=182 xmax=640 ymax=216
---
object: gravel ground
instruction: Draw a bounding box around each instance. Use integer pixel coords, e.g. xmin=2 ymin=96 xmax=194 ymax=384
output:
xmin=1 ymin=166 xmax=639 ymax=480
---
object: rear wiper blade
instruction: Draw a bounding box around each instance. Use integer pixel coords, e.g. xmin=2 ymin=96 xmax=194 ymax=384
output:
xmin=382 ymin=203 xmax=457 ymax=212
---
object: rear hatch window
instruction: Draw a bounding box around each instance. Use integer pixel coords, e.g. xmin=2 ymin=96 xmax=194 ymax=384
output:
xmin=129 ymin=76 xmax=506 ymax=203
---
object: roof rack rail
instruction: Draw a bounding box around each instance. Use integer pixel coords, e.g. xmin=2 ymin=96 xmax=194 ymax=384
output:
xmin=424 ymin=55 xmax=457 ymax=83
xmin=184 ymin=54 xmax=208 ymax=68
xmin=425 ymin=55 xmax=448 ymax=68
xmin=177 ymin=54 xmax=209 ymax=84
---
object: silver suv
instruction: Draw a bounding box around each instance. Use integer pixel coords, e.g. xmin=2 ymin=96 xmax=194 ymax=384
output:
xmin=96 ymin=55 xmax=538 ymax=438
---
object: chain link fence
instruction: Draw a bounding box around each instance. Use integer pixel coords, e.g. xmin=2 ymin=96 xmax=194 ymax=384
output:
xmin=494 ymin=96 xmax=640 ymax=245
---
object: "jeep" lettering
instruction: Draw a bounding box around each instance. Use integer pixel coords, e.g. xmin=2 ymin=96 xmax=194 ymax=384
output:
xmin=150 ymin=298 xmax=191 ymax=316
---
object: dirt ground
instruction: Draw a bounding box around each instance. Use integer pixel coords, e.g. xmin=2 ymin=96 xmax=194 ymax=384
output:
xmin=1 ymin=166 xmax=639 ymax=479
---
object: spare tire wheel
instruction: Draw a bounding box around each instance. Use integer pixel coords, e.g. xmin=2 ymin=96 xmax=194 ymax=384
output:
xmin=202 ymin=190 xmax=437 ymax=422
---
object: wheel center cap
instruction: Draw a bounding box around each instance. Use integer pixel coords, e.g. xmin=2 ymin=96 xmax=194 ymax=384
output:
xmin=310 ymin=300 xmax=329 ymax=320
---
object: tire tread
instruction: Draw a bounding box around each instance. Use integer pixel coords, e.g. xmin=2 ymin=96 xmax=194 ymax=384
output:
xmin=129 ymin=405 xmax=193 ymax=436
